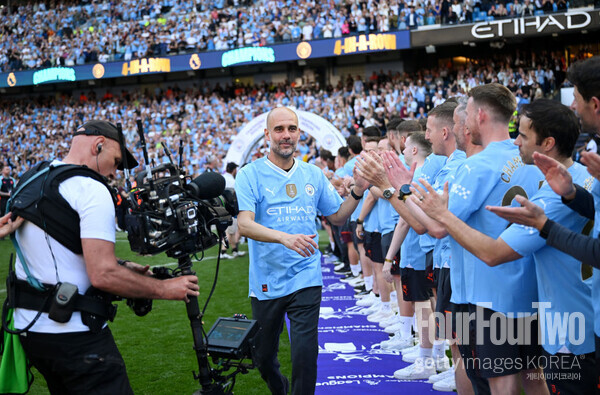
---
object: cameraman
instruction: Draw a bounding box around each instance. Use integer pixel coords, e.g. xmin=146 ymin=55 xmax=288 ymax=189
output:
xmin=11 ymin=120 xmax=199 ymax=394
xmin=236 ymin=107 xmax=379 ymax=395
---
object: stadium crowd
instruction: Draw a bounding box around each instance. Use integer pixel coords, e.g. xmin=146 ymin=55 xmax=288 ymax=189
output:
xmin=1 ymin=6 xmax=599 ymax=386
xmin=0 ymin=0 xmax=577 ymax=72
xmin=0 ymin=49 xmax=572 ymax=180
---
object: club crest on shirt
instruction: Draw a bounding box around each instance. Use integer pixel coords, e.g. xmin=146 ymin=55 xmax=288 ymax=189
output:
xmin=305 ymin=184 xmax=315 ymax=196
xmin=286 ymin=184 xmax=297 ymax=198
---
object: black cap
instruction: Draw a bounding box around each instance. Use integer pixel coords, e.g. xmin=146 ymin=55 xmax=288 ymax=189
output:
xmin=74 ymin=120 xmax=138 ymax=170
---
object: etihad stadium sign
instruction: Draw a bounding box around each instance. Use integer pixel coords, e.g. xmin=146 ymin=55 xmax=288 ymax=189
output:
xmin=471 ymin=11 xmax=595 ymax=39
xmin=411 ymin=10 xmax=600 ymax=46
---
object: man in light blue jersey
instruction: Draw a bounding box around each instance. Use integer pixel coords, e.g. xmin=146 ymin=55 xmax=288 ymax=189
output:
xmin=355 ymin=136 xmax=383 ymax=307
xmin=351 ymin=128 xmax=381 ymax=298
xmin=484 ymin=55 xmax=600 ymax=391
xmin=417 ymin=100 xmax=596 ymax=394
xmin=236 ymin=107 xmax=373 ymax=395
xmin=400 ymin=100 xmax=471 ymax=392
xmin=408 ymin=84 xmax=547 ymax=395
xmin=377 ymin=118 xmax=418 ymax=349
xmin=337 ymin=136 xmax=364 ymax=282
xmin=355 ymin=136 xmax=397 ymax=324
xmin=362 ymin=132 xmax=441 ymax=380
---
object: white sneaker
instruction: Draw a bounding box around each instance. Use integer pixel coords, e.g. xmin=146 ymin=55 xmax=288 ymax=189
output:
xmin=393 ymin=357 xmax=437 ymax=380
xmin=379 ymin=313 xmax=399 ymax=329
xmin=404 ymin=351 xmax=450 ymax=369
xmin=427 ymin=368 xmax=454 ymax=384
xmin=435 ymin=356 xmax=451 ymax=372
xmin=233 ymin=250 xmax=246 ymax=257
xmin=360 ymin=300 xmax=382 ymax=315
xmin=220 ymin=252 xmax=234 ymax=259
xmin=334 ymin=262 xmax=346 ymax=270
xmin=380 ymin=335 xmax=414 ymax=351
xmin=383 ymin=320 xmax=404 ymax=333
xmin=356 ymin=292 xmax=379 ymax=307
xmin=433 ymin=374 xmax=457 ymax=392
xmin=402 ymin=348 xmax=420 ymax=363
xmin=367 ymin=309 xmax=394 ymax=323
xmin=402 ymin=344 xmax=421 ymax=355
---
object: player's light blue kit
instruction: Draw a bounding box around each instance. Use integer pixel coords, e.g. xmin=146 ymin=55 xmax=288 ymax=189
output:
xmin=448 ymin=140 xmax=543 ymax=315
xmin=400 ymin=165 xmax=427 ymax=270
xmin=235 ymin=157 xmax=343 ymax=300
xmin=362 ymin=189 xmax=378 ymax=233
xmin=432 ymin=150 xmax=466 ymax=269
xmin=417 ymin=154 xmax=447 ymax=257
xmin=501 ymin=162 xmax=596 ymax=354
xmin=377 ymin=153 xmax=407 ymax=235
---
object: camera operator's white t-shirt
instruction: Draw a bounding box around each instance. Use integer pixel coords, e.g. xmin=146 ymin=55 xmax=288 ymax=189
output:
xmin=15 ymin=161 xmax=116 ymax=333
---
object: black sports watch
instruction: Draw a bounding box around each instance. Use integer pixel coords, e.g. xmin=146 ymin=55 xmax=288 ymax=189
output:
xmin=398 ymin=184 xmax=412 ymax=201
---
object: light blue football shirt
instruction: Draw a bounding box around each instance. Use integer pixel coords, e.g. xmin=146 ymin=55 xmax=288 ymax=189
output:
xmin=418 ymin=153 xmax=448 ymax=255
xmin=447 ymin=140 xmax=543 ymax=315
xmin=400 ymin=165 xmax=427 ymax=270
xmin=377 ymin=153 xmax=407 ymax=235
xmin=431 ymin=150 xmax=467 ymax=269
xmin=235 ymin=157 xmax=343 ymax=300
xmin=501 ymin=162 xmax=596 ymax=354
xmin=362 ymin=189 xmax=379 ymax=233
xmin=342 ymin=156 xmax=365 ymax=221
xmin=342 ymin=156 xmax=358 ymax=179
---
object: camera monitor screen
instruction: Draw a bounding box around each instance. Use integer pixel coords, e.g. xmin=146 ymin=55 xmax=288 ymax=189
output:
xmin=207 ymin=318 xmax=256 ymax=350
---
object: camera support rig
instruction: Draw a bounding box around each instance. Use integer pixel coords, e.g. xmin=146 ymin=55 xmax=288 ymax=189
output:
xmin=152 ymin=255 xmax=256 ymax=395
xmin=121 ymin=120 xmax=256 ymax=394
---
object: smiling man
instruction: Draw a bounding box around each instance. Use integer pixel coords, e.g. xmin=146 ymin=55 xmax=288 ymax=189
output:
xmin=235 ymin=107 xmax=376 ymax=395
xmin=413 ymin=100 xmax=596 ymax=394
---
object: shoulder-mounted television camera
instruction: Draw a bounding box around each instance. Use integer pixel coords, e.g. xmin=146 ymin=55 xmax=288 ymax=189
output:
xmin=125 ymin=162 xmax=236 ymax=259
xmin=116 ymin=121 xmax=253 ymax=394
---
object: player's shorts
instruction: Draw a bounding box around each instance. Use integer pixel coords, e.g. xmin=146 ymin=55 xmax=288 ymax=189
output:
xmin=349 ymin=221 xmax=363 ymax=247
xmin=542 ymin=349 xmax=597 ymax=394
xmin=340 ymin=218 xmax=353 ymax=244
xmin=400 ymin=267 xmax=434 ymax=302
xmin=364 ymin=231 xmax=383 ymax=263
xmin=381 ymin=231 xmax=400 ymax=276
xmin=425 ymin=250 xmax=436 ymax=288
xmin=464 ymin=304 xmax=542 ymax=378
xmin=434 ymin=268 xmax=452 ymax=339
xmin=450 ymin=302 xmax=491 ymax=394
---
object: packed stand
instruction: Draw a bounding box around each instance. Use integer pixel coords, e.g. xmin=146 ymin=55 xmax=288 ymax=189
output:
xmin=0 ymin=0 xmax=576 ymax=72
xmin=0 ymin=49 xmax=571 ymax=182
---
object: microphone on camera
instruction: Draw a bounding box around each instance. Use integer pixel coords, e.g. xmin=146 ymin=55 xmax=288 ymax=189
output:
xmin=186 ymin=172 xmax=226 ymax=200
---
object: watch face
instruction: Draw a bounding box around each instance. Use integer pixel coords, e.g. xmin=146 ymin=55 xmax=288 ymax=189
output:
xmin=383 ymin=187 xmax=395 ymax=199
xmin=400 ymin=184 xmax=412 ymax=195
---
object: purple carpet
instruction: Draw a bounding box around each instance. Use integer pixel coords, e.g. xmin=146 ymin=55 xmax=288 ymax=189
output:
xmin=311 ymin=255 xmax=446 ymax=394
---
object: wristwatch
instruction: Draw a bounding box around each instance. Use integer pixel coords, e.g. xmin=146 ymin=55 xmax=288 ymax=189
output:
xmin=398 ymin=184 xmax=412 ymax=201
xmin=382 ymin=187 xmax=396 ymax=199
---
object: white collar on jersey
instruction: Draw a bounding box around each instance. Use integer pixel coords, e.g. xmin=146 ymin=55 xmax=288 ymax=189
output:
xmin=265 ymin=157 xmax=298 ymax=178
